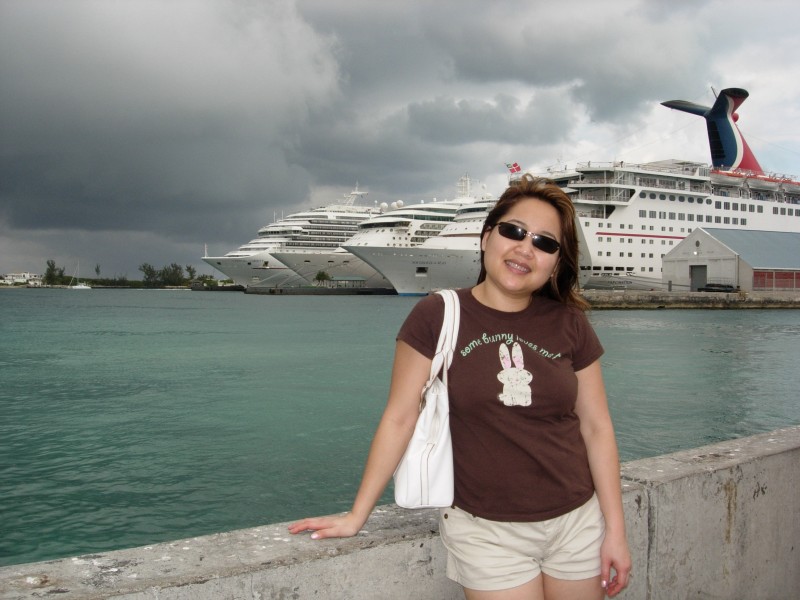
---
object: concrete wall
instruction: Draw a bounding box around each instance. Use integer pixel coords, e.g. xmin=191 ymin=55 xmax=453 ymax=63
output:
xmin=1 ymin=425 xmax=798 ymax=600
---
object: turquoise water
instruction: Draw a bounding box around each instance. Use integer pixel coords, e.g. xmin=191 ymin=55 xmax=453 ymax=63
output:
xmin=1 ymin=289 xmax=799 ymax=567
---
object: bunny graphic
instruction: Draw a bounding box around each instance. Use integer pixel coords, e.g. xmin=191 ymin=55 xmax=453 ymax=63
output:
xmin=497 ymin=342 xmax=533 ymax=407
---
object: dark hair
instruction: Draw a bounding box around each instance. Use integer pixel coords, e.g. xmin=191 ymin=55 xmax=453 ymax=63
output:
xmin=477 ymin=174 xmax=588 ymax=310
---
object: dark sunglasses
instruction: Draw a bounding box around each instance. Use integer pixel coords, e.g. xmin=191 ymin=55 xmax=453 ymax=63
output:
xmin=494 ymin=222 xmax=561 ymax=254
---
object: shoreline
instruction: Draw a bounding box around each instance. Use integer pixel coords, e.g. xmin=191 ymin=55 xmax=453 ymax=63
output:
xmin=582 ymin=289 xmax=800 ymax=309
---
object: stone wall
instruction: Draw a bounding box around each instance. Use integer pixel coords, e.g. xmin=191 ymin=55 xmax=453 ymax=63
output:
xmin=1 ymin=425 xmax=798 ymax=600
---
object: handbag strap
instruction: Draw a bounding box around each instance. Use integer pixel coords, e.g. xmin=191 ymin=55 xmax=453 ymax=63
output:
xmin=427 ymin=289 xmax=461 ymax=388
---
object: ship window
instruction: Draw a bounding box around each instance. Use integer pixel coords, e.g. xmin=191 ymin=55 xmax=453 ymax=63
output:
xmin=679 ymin=196 xmax=685 ymax=202
xmin=780 ymin=208 xmax=787 ymax=215
xmin=606 ymin=237 xmax=612 ymax=242
xmin=688 ymin=214 xmax=694 ymax=221
xmin=678 ymin=214 xmax=685 ymax=221
xmin=650 ymin=193 xmax=656 ymax=199
xmin=669 ymin=195 xmax=675 ymax=201
xmin=732 ymin=203 xmax=739 ymax=210
xmin=415 ymin=267 xmax=428 ymax=275
xmin=757 ymin=206 xmax=763 ymax=213
xmin=715 ymin=216 xmax=722 ymax=223
xmin=598 ymin=252 xmax=603 ymax=257
xmin=639 ymin=192 xmax=646 ymax=198
xmin=669 ymin=212 xmax=676 ymax=219
xmin=724 ymin=202 xmax=730 ymax=210
xmin=706 ymin=216 xmax=713 ymax=223
xmin=742 ymin=218 xmax=747 ymax=225
xmin=733 ymin=218 xmax=739 ymax=225
xmin=649 ymin=211 xmax=657 ymax=218
xmin=660 ymin=194 xmax=666 ymax=200
xmin=715 ymin=201 xmax=722 ymax=209
xmin=639 ymin=210 xmax=646 ymax=217
xmin=658 ymin=212 xmax=666 ymax=219
xmin=616 ymin=267 xmax=625 ymax=271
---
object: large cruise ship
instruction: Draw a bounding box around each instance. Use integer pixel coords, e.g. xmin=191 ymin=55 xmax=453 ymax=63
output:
xmin=272 ymin=176 xmax=478 ymax=288
xmin=289 ymin=175 xmax=491 ymax=290
xmin=202 ymin=186 xmax=384 ymax=289
xmin=347 ymin=88 xmax=800 ymax=294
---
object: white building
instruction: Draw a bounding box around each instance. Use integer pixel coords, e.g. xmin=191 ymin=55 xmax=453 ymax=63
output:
xmin=662 ymin=228 xmax=800 ymax=292
xmin=1 ymin=272 xmax=42 ymax=286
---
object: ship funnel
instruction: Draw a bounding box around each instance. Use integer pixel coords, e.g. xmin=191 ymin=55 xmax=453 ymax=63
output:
xmin=661 ymin=87 xmax=763 ymax=174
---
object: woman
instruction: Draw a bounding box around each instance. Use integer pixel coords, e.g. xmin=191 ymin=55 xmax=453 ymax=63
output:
xmin=289 ymin=175 xmax=631 ymax=599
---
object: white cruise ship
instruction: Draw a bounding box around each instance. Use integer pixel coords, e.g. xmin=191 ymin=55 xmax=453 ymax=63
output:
xmin=281 ymin=175 xmax=490 ymax=290
xmin=202 ymin=186 xmax=384 ymax=289
xmin=347 ymin=87 xmax=800 ymax=294
xmin=344 ymin=195 xmax=496 ymax=295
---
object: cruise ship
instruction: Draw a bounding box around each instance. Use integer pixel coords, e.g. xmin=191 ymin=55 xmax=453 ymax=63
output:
xmin=271 ymin=178 xmax=472 ymax=288
xmin=282 ymin=175 xmax=491 ymax=290
xmin=202 ymin=186 xmax=384 ymax=289
xmin=344 ymin=192 xmax=495 ymax=295
xmin=347 ymin=88 xmax=800 ymax=294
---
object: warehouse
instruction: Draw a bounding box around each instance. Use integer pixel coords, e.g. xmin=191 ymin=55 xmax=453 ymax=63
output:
xmin=662 ymin=228 xmax=800 ymax=292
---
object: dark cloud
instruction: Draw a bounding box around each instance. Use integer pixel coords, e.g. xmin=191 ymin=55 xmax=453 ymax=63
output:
xmin=1 ymin=0 xmax=798 ymax=277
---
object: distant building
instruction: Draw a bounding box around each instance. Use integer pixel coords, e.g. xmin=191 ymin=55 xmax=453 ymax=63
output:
xmin=1 ymin=272 xmax=42 ymax=286
xmin=662 ymin=228 xmax=800 ymax=292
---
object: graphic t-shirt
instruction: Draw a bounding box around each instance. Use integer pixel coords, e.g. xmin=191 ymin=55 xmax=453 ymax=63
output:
xmin=397 ymin=287 xmax=603 ymax=522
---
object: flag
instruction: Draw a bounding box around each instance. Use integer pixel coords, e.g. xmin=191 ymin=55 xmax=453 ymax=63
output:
xmin=506 ymin=162 xmax=521 ymax=173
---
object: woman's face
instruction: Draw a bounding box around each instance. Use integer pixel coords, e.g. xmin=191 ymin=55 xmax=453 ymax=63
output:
xmin=480 ymin=197 xmax=562 ymax=298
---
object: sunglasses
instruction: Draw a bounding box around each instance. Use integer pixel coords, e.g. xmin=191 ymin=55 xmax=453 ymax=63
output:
xmin=494 ymin=222 xmax=561 ymax=254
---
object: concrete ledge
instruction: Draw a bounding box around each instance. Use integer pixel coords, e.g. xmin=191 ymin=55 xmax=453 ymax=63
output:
xmin=1 ymin=425 xmax=798 ymax=599
xmin=583 ymin=290 xmax=800 ymax=309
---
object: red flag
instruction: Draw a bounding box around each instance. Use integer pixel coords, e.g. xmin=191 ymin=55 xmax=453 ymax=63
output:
xmin=506 ymin=162 xmax=521 ymax=173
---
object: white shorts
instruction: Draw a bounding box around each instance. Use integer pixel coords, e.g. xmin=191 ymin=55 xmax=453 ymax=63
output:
xmin=438 ymin=494 xmax=605 ymax=591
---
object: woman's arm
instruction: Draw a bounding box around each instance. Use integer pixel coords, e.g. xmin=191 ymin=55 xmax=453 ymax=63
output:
xmin=288 ymin=340 xmax=432 ymax=539
xmin=574 ymin=360 xmax=632 ymax=597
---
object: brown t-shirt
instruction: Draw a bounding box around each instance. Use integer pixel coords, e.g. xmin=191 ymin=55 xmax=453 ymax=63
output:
xmin=397 ymin=287 xmax=603 ymax=522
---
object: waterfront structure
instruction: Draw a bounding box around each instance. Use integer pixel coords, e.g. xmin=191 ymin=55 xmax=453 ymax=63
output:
xmin=662 ymin=228 xmax=800 ymax=292
xmin=202 ymin=186 xmax=386 ymax=290
xmin=1 ymin=272 xmax=42 ymax=286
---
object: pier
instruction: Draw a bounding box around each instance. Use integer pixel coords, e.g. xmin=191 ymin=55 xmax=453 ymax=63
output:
xmin=1 ymin=425 xmax=797 ymax=599
xmin=583 ymin=289 xmax=800 ymax=309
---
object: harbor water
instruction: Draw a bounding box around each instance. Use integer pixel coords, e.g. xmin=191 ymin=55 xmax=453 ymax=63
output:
xmin=1 ymin=289 xmax=799 ymax=567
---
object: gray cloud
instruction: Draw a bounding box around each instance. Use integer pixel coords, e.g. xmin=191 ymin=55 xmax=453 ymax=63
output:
xmin=1 ymin=0 xmax=798 ymax=277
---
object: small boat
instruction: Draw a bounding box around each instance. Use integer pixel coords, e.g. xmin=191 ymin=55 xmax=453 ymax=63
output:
xmin=68 ymin=264 xmax=91 ymax=289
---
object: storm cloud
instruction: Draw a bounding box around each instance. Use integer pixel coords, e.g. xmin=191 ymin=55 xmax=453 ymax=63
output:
xmin=1 ymin=0 xmax=798 ymax=277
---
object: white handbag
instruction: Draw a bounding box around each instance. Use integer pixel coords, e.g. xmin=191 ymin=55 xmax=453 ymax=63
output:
xmin=394 ymin=289 xmax=460 ymax=509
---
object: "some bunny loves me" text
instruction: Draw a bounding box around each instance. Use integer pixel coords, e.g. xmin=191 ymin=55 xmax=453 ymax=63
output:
xmin=459 ymin=333 xmax=561 ymax=360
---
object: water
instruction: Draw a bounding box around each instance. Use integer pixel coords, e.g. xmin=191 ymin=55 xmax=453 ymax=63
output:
xmin=1 ymin=289 xmax=798 ymax=567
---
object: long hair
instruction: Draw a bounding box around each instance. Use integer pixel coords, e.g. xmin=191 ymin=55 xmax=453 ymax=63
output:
xmin=477 ymin=174 xmax=588 ymax=310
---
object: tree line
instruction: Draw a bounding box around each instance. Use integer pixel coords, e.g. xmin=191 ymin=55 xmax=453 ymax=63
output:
xmin=41 ymin=260 xmax=214 ymax=288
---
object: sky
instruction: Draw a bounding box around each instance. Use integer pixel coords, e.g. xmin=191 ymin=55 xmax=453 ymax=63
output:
xmin=2 ymin=0 xmax=799 ymax=279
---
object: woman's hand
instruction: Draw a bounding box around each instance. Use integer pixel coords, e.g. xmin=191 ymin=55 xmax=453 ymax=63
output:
xmin=287 ymin=511 xmax=365 ymax=540
xmin=600 ymin=530 xmax=632 ymax=597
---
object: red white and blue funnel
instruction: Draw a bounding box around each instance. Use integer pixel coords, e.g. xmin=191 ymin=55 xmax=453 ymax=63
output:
xmin=662 ymin=87 xmax=763 ymax=174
